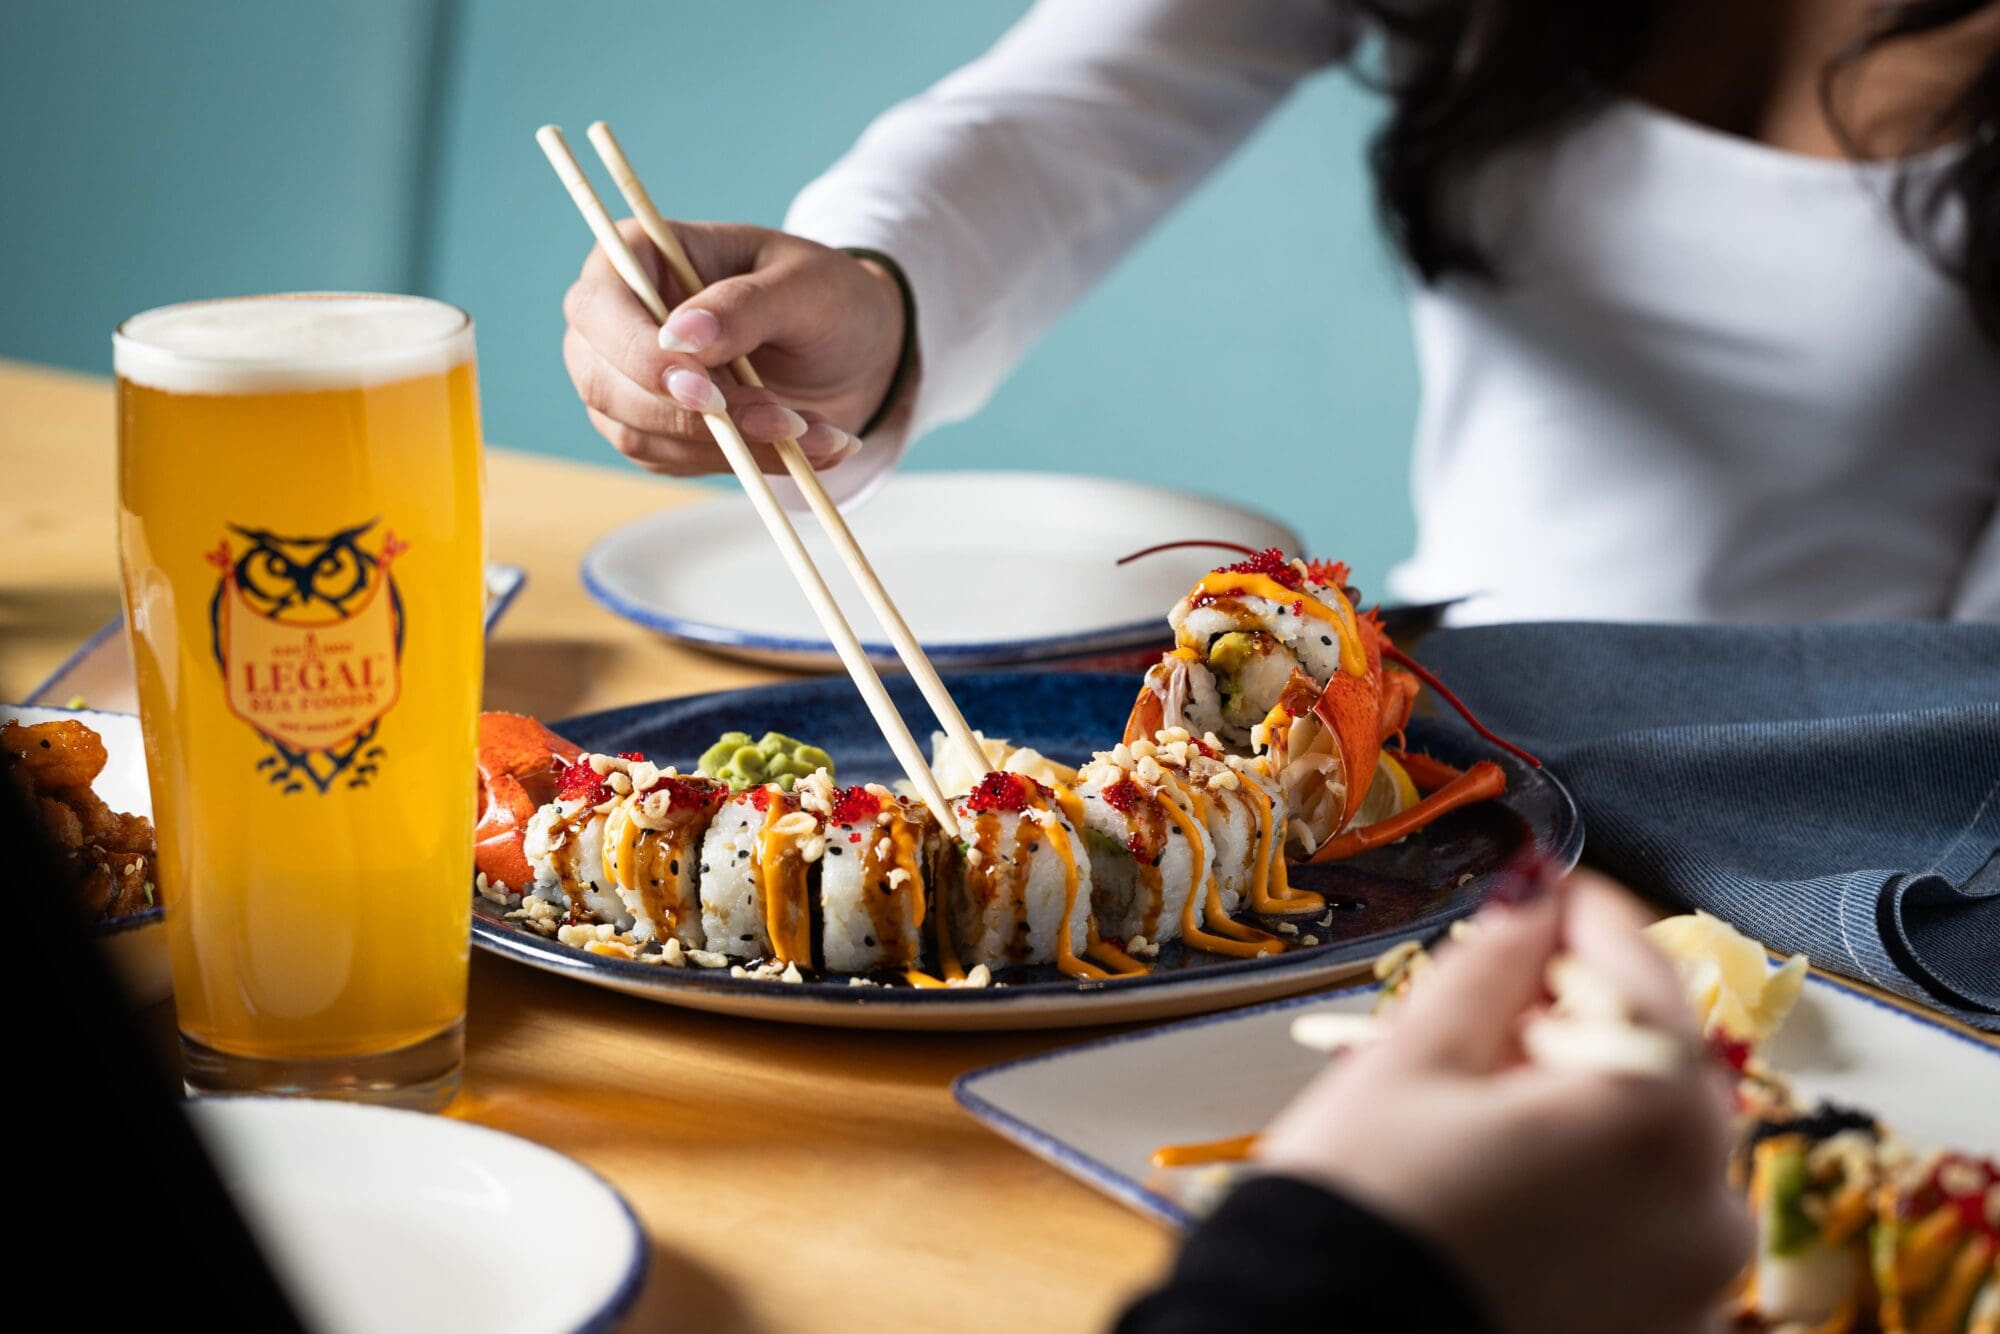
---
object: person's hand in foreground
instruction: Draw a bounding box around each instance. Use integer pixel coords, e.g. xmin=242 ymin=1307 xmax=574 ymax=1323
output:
xmin=1258 ymin=871 xmax=1751 ymax=1334
xmin=562 ymin=219 xmax=907 ymax=476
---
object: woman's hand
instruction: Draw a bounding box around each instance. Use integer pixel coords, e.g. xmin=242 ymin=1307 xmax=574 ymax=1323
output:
xmin=1258 ymin=872 xmax=1751 ymax=1334
xmin=562 ymin=219 xmax=907 ymax=476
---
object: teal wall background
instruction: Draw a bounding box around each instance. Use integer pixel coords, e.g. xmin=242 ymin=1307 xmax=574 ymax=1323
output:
xmin=1 ymin=0 xmax=1418 ymax=593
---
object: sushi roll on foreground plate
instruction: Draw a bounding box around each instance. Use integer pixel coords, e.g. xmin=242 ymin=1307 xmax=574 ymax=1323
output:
xmin=816 ymin=782 xmax=937 ymax=974
xmin=523 ymin=756 xmax=639 ymax=931
xmin=944 ymin=772 xmax=1094 ymax=974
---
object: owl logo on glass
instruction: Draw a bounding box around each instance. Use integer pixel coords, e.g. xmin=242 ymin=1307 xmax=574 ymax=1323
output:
xmin=206 ymin=520 xmax=406 ymax=795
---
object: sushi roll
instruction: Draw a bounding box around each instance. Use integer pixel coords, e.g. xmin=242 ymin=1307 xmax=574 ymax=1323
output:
xmin=601 ymin=767 xmax=729 ymax=947
xmin=816 ymin=782 xmax=937 ymax=974
xmin=697 ymin=778 xmax=827 ymax=962
xmin=1075 ymin=754 xmax=1198 ymax=947
xmin=1076 ymin=734 xmax=1288 ymax=956
xmin=1734 ymin=1105 xmax=1887 ymax=1330
xmin=521 ymin=753 xmax=637 ymax=929
xmin=1872 ymin=1151 xmax=2000 ymax=1334
xmin=1149 ymin=550 xmax=1361 ymax=750
xmin=944 ymin=772 xmax=1096 ymax=974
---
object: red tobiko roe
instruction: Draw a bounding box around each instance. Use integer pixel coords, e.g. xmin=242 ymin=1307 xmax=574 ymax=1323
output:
xmin=1126 ymin=831 xmax=1150 ymax=859
xmin=555 ymin=758 xmax=612 ymax=805
xmin=618 ymin=751 xmax=646 ymax=762
xmin=648 ymin=773 xmax=726 ymax=810
xmin=1214 ymin=547 xmax=1304 ymax=591
xmin=748 ymin=784 xmax=781 ymax=812
xmin=963 ymin=770 xmax=1048 ymax=815
xmin=830 ymin=785 xmax=884 ymax=826
xmin=1101 ymin=775 xmax=1144 ymax=814
xmin=1705 ymin=1033 xmax=1753 ymax=1075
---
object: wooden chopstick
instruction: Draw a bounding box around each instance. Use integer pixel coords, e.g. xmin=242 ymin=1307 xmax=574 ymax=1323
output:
xmin=583 ymin=120 xmax=990 ymax=785
xmin=536 ymin=125 xmax=963 ymax=839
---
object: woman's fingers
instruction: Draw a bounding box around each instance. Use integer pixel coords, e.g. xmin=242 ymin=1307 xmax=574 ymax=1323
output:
xmin=1391 ymin=882 xmax=1565 ymax=1074
xmin=574 ymin=333 xmax=860 ymax=476
xmin=1561 ymin=870 xmax=1698 ymax=1037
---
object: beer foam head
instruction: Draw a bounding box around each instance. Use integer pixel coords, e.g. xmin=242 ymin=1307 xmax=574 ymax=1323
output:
xmin=114 ymin=293 xmax=474 ymax=394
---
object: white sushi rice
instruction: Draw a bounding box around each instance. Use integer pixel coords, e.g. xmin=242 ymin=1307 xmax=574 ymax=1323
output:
xmin=947 ymin=804 xmax=1092 ymax=970
xmin=522 ymin=798 xmax=633 ymax=931
xmin=698 ymin=792 xmax=775 ymax=957
xmin=600 ymin=800 xmax=709 ymax=948
xmin=820 ymin=792 xmax=932 ymax=973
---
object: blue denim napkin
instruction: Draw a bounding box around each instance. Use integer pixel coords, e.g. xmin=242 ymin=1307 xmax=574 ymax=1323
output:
xmin=1413 ymin=623 xmax=2000 ymax=1032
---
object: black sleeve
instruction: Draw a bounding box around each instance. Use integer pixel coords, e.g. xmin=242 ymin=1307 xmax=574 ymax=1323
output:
xmin=1113 ymin=1175 xmax=1493 ymax=1334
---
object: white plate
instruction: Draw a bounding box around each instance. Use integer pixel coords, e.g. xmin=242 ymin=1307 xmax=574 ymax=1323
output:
xmin=580 ymin=472 xmax=1302 ymax=668
xmin=3 ymin=703 xmax=169 ymax=1004
xmin=189 ymin=1099 xmax=646 ymax=1333
xmin=954 ymin=974 xmax=2000 ymax=1225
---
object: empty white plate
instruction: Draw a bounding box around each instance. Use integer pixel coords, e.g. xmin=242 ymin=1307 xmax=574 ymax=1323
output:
xmin=955 ymin=975 xmax=2000 ymax=1226
xmin=189 ymin=1099 xmax=646 ymax=1332
xmin=581 ymin=472 xmax=1302 ymax=668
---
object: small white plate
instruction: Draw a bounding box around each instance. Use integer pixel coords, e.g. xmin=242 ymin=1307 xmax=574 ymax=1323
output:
xmin=189 ymin=1099 xmax=647 ymax=1333
xmin=954 ymin=975 xmax=2000 ymax=1226
xmin=3 ymin=702 xmax=169 ymax=1004
xmin=580 ymin=472 xmax=1302 ymax=668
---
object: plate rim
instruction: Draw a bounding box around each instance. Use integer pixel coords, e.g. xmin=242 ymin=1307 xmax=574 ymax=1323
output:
xmin=948 ymin=971 xmax=2000 ymax=1230
xmin=188 ymin=1095 xmax=650 ymax=1331
xmin=466 ymin=672 xmax=1583 ymax=1026
xmin=578 ymin=471 xmax=1303 ymax=662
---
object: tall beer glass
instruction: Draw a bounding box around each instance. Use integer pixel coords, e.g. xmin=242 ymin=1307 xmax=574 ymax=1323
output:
xmin=116 ymin=294 xmax=484 ymax=1110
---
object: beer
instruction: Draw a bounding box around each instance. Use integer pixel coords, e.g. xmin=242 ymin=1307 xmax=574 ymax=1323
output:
xmin=116 ymin=294 xmax=484 ymax=1107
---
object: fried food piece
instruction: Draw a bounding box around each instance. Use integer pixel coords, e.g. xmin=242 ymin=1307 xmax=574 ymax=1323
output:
xmin=4 ymin=717 xmax=156 ymax=921
xmin=1 ymin=719 xmax=109 ymax=790
xmin=76 ymin=852 xmax=154 ymax=919
xmin=52 ymin=783 xmax=154 ymax=854
xmin=36 ymin=794 xmax=84 ymax=850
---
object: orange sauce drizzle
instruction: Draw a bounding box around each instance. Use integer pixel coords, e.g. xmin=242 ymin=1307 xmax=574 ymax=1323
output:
xmin=610 ymin=807 xmax=685 ymax=938
xmin=1161 ymin=781 xmax=1281 ymax=958
xmin=1149 ymin=1132 xmax=1261 ymax=1169
xmin=1046 ymin=785 xmax=1111 ymax=981
xmin=753 ymin=786 xmax=813 ymax=964
xmin=1232 ymin=774 xmax=1323 ymax=914
xmin=1183 ymin=572 xmax=1367 ymax=677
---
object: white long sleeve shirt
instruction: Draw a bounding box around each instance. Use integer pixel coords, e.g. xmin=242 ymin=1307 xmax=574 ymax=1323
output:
xmin=784 ymin=0 xmax=2000 ymax=622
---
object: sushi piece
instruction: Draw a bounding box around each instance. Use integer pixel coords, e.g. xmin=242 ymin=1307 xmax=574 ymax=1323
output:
xmin=1133 ymin=550 xmax=1361 ymax=750
xmin=1734 ymin=1105 xmax=1887 ymax=1330
xmin=815 ymin=782 xmax=938 ymax=974
xmin=697 ymin=777 xmax=828 ymax=963
xmin=601 ymin=767 xmax=730 ymax=947
xmin=1872 ymin=1152 xmax=2000 ymax=1334
xmin=522 ymin=753 xmax=638 ymax=929
xmin=1075 ymin=734 xmax=1290 ymax=956
xmin=944 ymin=772 xmax=1096 ymax=975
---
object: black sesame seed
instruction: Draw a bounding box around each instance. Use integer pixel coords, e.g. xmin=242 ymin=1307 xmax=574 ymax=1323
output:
xmin=701 ymin=865 xmax=710 ymax=876
xmin=737 ymin=849 xmax=749 ymax=859
xmin=1320 ymin=635 xmax=1333 ymax=646
xmin=651 ymin=878 xmax=661 ymax=886
xmin=39 ymin=739 xmax=52 ymax=749
xmin=1027 ymin=842 xmax=1040 ymax=854
xmin=828 ymin=845 xmax=843 ymax=856
xmin=669 ymin=859 xmax=680 ymax=876
xmin=741 ymin=933 xmax=755 ymax=942
xmin=863 ymin=934 xmax=876 ymax=947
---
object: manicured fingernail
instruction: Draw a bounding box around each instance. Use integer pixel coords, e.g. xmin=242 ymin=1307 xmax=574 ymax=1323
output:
xmin=830 ymin=429 xmax=863 ymax=460
xmin=665 ymin=368 xmax=724 ymax=413
xmin=772 ymin=407 xmax=810 ymax=440
xmin=1488 ymin=851 xmax=1557 ymax=908
xmin=658 ymin=308 xmax=718 ymax=354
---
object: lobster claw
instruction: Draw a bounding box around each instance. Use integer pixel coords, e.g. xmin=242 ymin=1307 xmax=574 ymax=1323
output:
xmin=474 ymin=711 xmax=583 ymax=890
xmin=1310 ymin=616 xmax=1387 ymax=830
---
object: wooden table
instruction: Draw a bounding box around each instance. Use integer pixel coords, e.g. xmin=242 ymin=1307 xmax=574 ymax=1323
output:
xmin=10 ymin=357 xmax=1992 ymax=1330
xmin=0 ymin=357 xmax=1171 ymax=1333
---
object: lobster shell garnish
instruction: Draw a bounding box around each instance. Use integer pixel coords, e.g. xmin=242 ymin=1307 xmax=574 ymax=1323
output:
xmin=474 ymin=711 xmax=583 ymax=891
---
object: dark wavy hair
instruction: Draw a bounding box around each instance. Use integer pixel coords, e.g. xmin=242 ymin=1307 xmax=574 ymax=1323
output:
xmin=1353 ymin=0 xmax=2000 ymax=339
